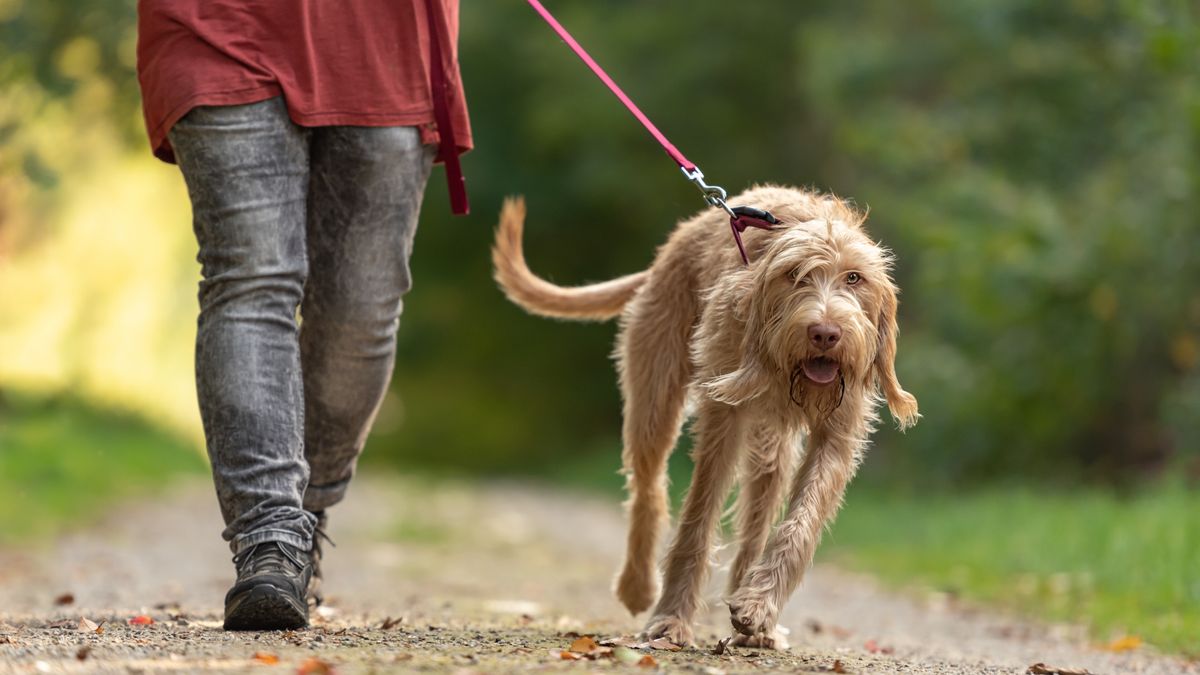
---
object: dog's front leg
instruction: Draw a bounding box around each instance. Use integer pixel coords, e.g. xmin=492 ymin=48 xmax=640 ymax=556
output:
xmin=642 ymin=400 xmax=743 ymax=646
xmin=727 ymin=426 xmax=863 ymax=643
xmin=727 ymin=425 xmax=797 ymax=597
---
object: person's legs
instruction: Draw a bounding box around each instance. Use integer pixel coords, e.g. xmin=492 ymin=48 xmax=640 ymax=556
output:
xmin=299 ymin=125 xmax=434 ymax=514
xmin=170 ymin=98 xmax=318 ymax=629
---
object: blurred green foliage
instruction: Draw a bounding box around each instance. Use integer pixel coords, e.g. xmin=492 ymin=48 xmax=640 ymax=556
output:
xmin=824 ymin=482 xmax=1200 ymax=652
xmin=0 ymin=392 xmax=204 ymax=543
xmin=2 ymin=0 xmax=1198 ymax=487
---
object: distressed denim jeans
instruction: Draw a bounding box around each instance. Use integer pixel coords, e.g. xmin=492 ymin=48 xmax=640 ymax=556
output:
xmin=168 ymin=97 xmax=433 ymax=554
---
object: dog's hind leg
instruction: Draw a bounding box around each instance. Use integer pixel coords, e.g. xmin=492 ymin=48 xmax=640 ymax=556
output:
xmin=613 ymin=274 xmax=697 ymax=616
xmin=726 ymin=424 xmax=796 ymax=597
xmin=642 ymin=399 xmax=743 ymax=646
xmin=727 ymin=424 xmax=865 ymax=639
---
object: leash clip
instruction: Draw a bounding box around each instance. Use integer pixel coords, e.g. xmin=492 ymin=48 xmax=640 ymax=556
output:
xmin=682 ymin=166 xmax=735 ymax=217
xmin=682 ymin=166 xmax=779 ymax=267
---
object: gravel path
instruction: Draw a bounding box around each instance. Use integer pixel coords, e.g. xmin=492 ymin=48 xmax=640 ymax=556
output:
xmin=0 ymin=477 xmax=1193 ymax=674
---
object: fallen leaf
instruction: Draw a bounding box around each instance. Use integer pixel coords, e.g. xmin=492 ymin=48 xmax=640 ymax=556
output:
xmin=1027 ymin=664 xmax=1093 ymax=675
xmin=613 ymin=647 xmax=641 ymax=665
xmin=600 ymin=636 xmax=643 ymax=648
xmin=863 ymin=639 xmax=893 ymax=654
xmin=54 ymin=593 xmax=75 ymax=606
xmin=711 ymin=637 xmax=731 ymax=656
xmin=553 ymin=649 xmax=581 ymax=661
xmin=1105 ymin=635 xmax=1142 ymax=652
xmin=75 ymin=647 xmax=91 ymax=661
xmin=253 ymin=652 xmax=280 ymax=665
xmin=830 ymin=660 xmax=848 ymax=674
xmin=378 ymin=616 xmax=404 ymax=630
xmin=77 ymin=618 xmax=99 ymax=633
xmin=296 ymin=657 xmax=336 ymax=674
xmin=638 ymin=654 xmax=658 ymax=667
xmin=128 ymin=615 xmax=154 ymax=626
xmin=569 ymin=636 xmax=601 ymax=653
xmin=94 ymin=621 xmax=106 ymax=635
xmin=644 ymin=637 xmax=682 ymax=651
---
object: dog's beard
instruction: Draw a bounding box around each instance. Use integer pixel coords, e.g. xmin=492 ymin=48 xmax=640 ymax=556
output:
xmin=789 ymin=365 xmax=846 ymax=420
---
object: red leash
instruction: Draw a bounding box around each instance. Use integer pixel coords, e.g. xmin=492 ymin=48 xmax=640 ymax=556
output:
xmin=525 ymin=0 xmax=777 ymax=264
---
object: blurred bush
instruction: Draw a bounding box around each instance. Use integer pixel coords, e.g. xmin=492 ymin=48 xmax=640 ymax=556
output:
xmin=1 ymin=0 xmax=1197 ymax=487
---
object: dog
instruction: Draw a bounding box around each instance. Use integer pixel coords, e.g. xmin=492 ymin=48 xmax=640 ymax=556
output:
xmin=492 ymin=185 xmax=918 ymax=648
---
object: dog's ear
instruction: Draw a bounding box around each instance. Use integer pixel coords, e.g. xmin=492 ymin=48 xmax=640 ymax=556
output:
xmin=873 ymin=280 xmax=919 ymax=429
xmin=702 ymin=269 xmax=770 ymax=405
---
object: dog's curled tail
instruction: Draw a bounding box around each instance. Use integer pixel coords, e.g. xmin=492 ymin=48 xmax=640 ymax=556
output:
xmin=492 ymin=197 xmax=649 ymax=321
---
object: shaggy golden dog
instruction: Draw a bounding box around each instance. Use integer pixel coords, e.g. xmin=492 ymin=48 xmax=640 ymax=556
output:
xmin=492 ymin=186 xmax=918 ymax=648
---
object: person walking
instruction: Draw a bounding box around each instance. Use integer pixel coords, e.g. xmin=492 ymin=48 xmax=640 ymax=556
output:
xmin=135 ymin=0 xmax=471 ymax=630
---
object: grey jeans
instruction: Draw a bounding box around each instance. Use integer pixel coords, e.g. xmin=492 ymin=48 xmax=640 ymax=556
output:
xmin=169 ymin=97 xmax=434 ymax=554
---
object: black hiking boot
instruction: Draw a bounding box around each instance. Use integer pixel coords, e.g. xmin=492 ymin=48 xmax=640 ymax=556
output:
xmin=307 ymin=510 xmax=334 ymax=607
xmin=223 ymin=541 xmax=312 ymax=631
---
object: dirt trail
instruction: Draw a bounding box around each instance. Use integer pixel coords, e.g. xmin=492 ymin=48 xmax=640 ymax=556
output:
xmin=0 ymin=477 xmax=1193 ymax=674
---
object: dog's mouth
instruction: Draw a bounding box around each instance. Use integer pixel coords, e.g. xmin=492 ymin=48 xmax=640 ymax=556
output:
xmin=799 ymin=356 xmax=840 ymax=385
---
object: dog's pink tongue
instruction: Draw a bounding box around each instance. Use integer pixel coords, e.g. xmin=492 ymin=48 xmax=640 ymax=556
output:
xmin=802 ymin=358 xmax=840 ymax=385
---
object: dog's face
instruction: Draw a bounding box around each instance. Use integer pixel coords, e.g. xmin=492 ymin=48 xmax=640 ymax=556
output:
xmin=735 ymin=217 xmax=919 ymax=428
xmin=756 ymin=220 xmax=886 ymax=387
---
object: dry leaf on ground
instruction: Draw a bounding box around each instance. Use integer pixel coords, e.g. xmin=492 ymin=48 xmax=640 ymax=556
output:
xmin=77 ymin=618 xmax=99 ymax=633
xmin=644 ymin=637 xmax=682 ymax=651
xmin=569 ymin=636 xmax=601 ymax=653
xmin=552 ymin=649 xmax=581 ymax=661
xmin=600 ymin=636 xmax=642 ymax=648
xmin=296 ymin=657 xmax=336 ymax=674
xmin=378 ymin=616 xmax=403 ymax=630
xmin=637 ymin=654 xmax=658 ymax=667
xmin=829 ymin=660 xmax=849 ymax=674
xmin=253 ymin=652 xmax=281 ymax=665
xmin=711 ymin=637 xmax=731 ymax=656
xmin=1105 ymin=635 xmax=1142 ymax=652
xmin=864 ymin=639 xmax=894 ymax=654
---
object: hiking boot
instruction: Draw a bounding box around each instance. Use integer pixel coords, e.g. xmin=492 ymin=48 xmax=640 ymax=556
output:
xmin=223 ymin=541 xmax=312 ymax=631
xmin=307 ymin=510 xmax=334 ymax=607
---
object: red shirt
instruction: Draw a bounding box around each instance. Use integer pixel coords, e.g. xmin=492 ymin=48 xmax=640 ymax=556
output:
xmin=136 ymin=0 xmax=472 ymax=166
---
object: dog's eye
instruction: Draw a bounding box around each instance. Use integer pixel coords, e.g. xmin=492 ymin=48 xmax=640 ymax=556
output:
xmin=846 ymin=272 xmax=862 ymax=285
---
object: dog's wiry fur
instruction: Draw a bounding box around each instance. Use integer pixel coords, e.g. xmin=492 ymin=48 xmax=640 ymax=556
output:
xmin=492 ymin=186 xmax=918 ymax=648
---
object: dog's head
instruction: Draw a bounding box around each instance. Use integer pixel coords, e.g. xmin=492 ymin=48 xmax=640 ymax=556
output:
xmin=707 ymin=206 xmax=919 ymax=429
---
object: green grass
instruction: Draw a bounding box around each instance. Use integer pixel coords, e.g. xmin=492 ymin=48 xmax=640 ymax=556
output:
xmin=0 ymin=391 xmax=206 ymax=543
xmin=821 ymin=483 xmax=1200 ymax=655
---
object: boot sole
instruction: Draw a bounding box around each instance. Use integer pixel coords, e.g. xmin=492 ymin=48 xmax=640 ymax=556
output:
xmin=223 ymin=583 xmax=308 ymax=631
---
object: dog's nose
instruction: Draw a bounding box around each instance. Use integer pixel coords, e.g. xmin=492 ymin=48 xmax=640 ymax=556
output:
xmin=808 ymin=323 xmax=842 ymax=351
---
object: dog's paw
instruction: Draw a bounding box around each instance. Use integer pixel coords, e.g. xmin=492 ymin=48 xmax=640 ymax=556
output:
xmin=614 ymin=564 xmax=659 ymax=615
xmin=727 ymin=588 xmax=777 ymax=637
xmin=641 ymin=614 xmax=695 ymax=647
xmin=730 ymin=625 xmax=790 ymax=650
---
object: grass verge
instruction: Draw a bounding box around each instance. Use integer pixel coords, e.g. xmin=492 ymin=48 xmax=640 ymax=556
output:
xmin=823 ymin=483 xmax=1199 ymax=655
xmin=0 ymin=390 xmax=206 ymax=544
